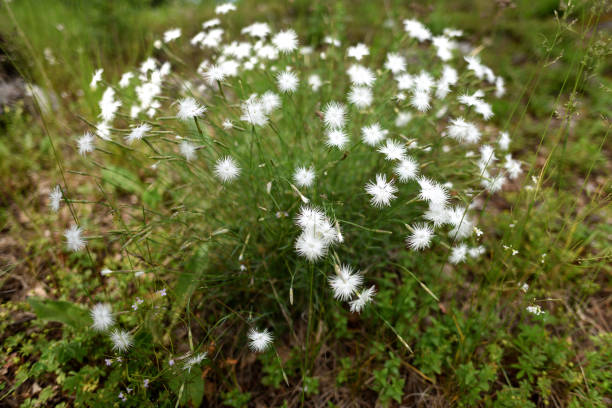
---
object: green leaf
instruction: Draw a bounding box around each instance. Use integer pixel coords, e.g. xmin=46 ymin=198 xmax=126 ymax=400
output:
xmin=168 ymin=367 xmax=205 ymax=406
xmin=28 ymin=298 xmax=90 ymax=329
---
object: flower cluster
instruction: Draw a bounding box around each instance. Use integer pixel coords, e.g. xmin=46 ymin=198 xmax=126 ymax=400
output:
xmin=55 ymin=2 xmax=524 ymax=372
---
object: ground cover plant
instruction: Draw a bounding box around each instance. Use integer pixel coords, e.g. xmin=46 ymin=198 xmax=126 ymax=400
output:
xmin=0 ymin=0 xmax=610 ymax=407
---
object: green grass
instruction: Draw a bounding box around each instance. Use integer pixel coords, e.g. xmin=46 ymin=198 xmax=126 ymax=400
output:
xmin=1 ymin=0 xmax=610 ymax=407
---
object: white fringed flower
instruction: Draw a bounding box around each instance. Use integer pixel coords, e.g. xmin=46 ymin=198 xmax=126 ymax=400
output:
xmin=91 ymin=303 xmax=114 ymax=331
xmin=125 ymin=123 xmax=151 ymax=144
xmin=64 ymin=224 xmax=86 ymax=252
xmin=410 ymin=91 xmax=430 ymax=112
xmin=240 ymin=96 xmax=268 ymax=126
xmin=308 ymin=74 xmax=322 ymax=91
xmin=349 ymin=285 xmax=376 ymax=313
xmin=214 ymin=156 xmax=240 ymax=183
xmin=272 ymin=29 xmax=298 ymax=53
xmin=329 ymin=265 xmax=363 ymax=301
xmin=177 ymin=97 xmax=206 ymax=120
xmin=348 ymin=86 xmax=373 ymax=109
xmin=347 ymin=43 xmax=369 ymax=60
xmin=110 ymin=329 xmax=133 ymax=352
xmin=417 ymin=177 xmax=449 ymax=206
xmin=295 ymin=230 xmax=327 ymax=262
xmin=406 ymin=223 xmax=434 ymax=250
xmin=215 ymin=2 xmax=236 ymax=14
xmin=276 ymin=70 xmax=299 ymax=93
xmin=326 ymin=129 xmax=349 ymax=149
xmin=90 ymin=68 xmax=103 ymax=90
xmin=293 ymin=166 xmax=315 ymax=188
xmin=384 ymin=52 xmax=406 ymax=74
xmin=403 ymin=19 xmax=432 ymax=42
xmin=203 ymin=64 xmax=226 ymax=85
xmin=77 ymin=132 xmax=95 ymax=156
xmin=179 ymin=141 xmax=197 ymax=161
xmin=248 ymin=328 xmax=273 ymax=352
xmin=449 ymin=244 xmax=468 ymax=264
xmin=378 ymin=139 xmax=406 ymax=161
xmin=447 ymin=117 xmax=481 ymax=143
xmin=49 ymin=185 xmax=62 ymax=212
xmin=183 ymin=352 xmax=207 ymax=372
xmin=394 ymin=157 xmax=419 ymax=182
xmin=347 ymin=64 xmax=376 ymax=87
xmin=323 ymin=102 xmax=346 ymax=129
xmin=361 ymin=123 xmax=386 ymax=146
xmin=365 ymin=174 xmax=397 ymax=207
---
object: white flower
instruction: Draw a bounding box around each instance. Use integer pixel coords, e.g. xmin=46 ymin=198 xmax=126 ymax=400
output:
xmin=295 ymin=205 xmax=325 ymax=230
xmin=323 ymin=102 xmax=346 ymax=129
xmin=110 ymin=329 xmax=133 ymax=352
xmin=125 ymin=123 xmax=151 ymax=144
xmin=424 ymin=202 xmax=449 ymax=227
xmin=294 ymin=166 xmax=315 ymax=188
xmin=326 ymin=129 xmax=349 ymax=149
xmin=308 ymin=74 xmax=322 ymax=91
xmin=395 ymin=111 xmax=413 ymax=127
xmin=417 ymin=177 xmax=449 ymax=206
xmin=447 ymin=117 xmax=481 ymax=144
xmin=378 ymin=139 xmax=406 ymax=161
xmin=406 ymin=223 xmax=434 ymax=250
xmin=504 ymin=154 xmax=522 ymax=180
xmin=183 ymin=352 xmax=207 ymax=372
xmin=349 ymin=285 xmax=376 ymax=313
xmin=203 ymin=64 xmax=226 ymax=85
xmin=365 ymin=174 xmax=397 ymax=207
xmin=99 ymin=87 xmax=121 ymax=122
xmin=77 ymin=132 xmax=95 ymax=156
xmin=276 ymin=70 xmax=299 ymax=93
xmin=385 ymin=52 xmax=406 ymax=74
xmin=361 ymin=123 xmax=386 ymax=146
xmin=240 ymin=96 xmax=268 ymax=126
xmin=248 ymin=328 xmax=273 ymax=352
xmin=64 ymin=224 xmax=86 ymax=252
xmin=446 ymin=206 xmax=473 ymax=239
xmin=261 ymin=91 xmax=281 ymax=113
xmin=347 ymin=64 xmax=375 ymax=87
xmin=214 ymin=156 xmax=240 ymax=183
xmin=163 ymin=28 xmax=181 ymax=43
xmin=348 ymin=86 xmax=373 ymax=109
xmin=215 ymin=2 xmax=236 ymax=14
xmin=295 ymin=230 xmax=328 ymax=262
xmin=91 ymin=303 xmax=114 ymax=331
xmin=394 ymin=157 xmax=419 ymax=182
xmin=347 ymin=43 xmax=369 ymax=60
xmin=526 ymin=305 xmax=544 ymax=316
xmin=177 ymin=97 xmax=206 ymax=120
xmin=49 ymin=185 xmax=62 ymax=212
xmin=495 ymin=76 xmax=506 ymax=97
xmin=478 ymin=145 xmax=497 ymax=171
xmin=119 ymin=72 xmax=133 ymax=88
xmin=403 ymin=19 xmax=431 ymax=42
xmin=241 ymin=22 xmax=270 ymax=38
xmin=222 ymin=119 xmax=233 ymax=130
xmin=449 ymin=244 xmax=468 ymax=264
xmin=90 ymin=68 xmax=103 ymax=90
xmin=498 ymin=131 xmax=511 ymax=151
xmin=468 ymin=246 xmax=486 ymax=258
xmin=272 ymin=29 xmax=298 ymax=53
xmin=179 ymin=141 xmax=197 ymax=162
xmin=410 ymin=91 xmax=430 ymax=112
xmin=329 ymin=265 xmax=363 ymax=301
xmin=482 ymin=172 xmax=506 ymax=193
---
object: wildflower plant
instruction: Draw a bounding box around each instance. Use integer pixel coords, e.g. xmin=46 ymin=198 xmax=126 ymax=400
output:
xmin=52 ymin=2 xmax=524 ymax=401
